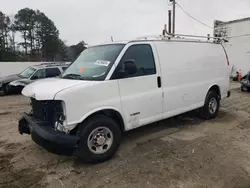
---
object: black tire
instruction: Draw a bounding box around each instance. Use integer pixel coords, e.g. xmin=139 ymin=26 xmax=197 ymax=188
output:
xmin=199 ymin=90 xmax=220 ymax=119
xmin=241 ymin=86 xmax=245 ymax=91
xmin=241 ymin=85 xmax=250 ymax=92
xmin=76 ymin=115 xmax=122 ymax=163
xmin=2 ymin=84 xmax=10 ymax=95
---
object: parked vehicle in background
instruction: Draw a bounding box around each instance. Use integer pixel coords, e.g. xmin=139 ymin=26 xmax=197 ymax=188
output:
xmin=18 ymin=34 xmax=230 ymax=163
xmin=0 ymin=62 xmax=69 ymax=95
xmin=241 ymin=71 xmax=250 ymax=91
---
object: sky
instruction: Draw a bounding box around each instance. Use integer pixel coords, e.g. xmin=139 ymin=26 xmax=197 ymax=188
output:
xmin=1 ymin=0 xmax=250 ymax=46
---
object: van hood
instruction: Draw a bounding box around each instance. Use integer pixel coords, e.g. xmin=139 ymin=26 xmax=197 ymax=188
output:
xmin=22 ymin=78 xmax=95 ymax=100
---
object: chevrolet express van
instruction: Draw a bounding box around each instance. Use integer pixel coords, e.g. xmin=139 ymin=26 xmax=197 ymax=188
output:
xmin=18 ymin=35 xmax=230 ymax=163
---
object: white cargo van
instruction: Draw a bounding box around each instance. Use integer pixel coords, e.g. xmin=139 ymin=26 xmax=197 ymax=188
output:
xmin=18 ymin=34 xmax=230 ymax=163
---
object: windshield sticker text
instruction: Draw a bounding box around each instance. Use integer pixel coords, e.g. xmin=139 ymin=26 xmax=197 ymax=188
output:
xmin=94 ymin=60 xmax=110 ymax=67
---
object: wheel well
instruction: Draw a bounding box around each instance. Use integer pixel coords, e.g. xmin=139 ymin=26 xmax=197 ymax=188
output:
xmin=70 ymin=109 xmax=125 ymax=135
xmin=209 ymin=85 xmax=221 ymax=98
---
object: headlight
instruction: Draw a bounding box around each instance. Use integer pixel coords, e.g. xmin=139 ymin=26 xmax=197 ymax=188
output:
xmin=55 ymin=119 xmax=65 ymax=132
xmin=53 ymin=101 xmax=67 ymax=132
xmin=18 ymin=82 xmax=26 ymax=86
xmin=10 ymin=81 xmax=26 ymax=87
xmin=55 ymin=115 xmax=66 ymax=131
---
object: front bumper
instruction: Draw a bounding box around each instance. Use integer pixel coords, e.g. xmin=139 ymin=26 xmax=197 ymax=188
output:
xmin=18 ymin=113 xmax=79 ymax=156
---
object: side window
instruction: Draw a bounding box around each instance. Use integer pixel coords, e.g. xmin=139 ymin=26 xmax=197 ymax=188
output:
xmin=45 ymin=68 xmax=61 ymax=78
xmin=31 ymin=69 xmax=46 ymax=80
xmin=113 ymin=44 xmax=156 ymax=79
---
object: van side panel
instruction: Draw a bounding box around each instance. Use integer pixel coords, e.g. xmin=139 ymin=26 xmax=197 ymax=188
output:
xmin=154 ymin=41 xmax=229 ymax=118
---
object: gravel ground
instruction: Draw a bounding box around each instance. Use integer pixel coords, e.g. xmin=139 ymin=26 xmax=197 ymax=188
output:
xmin=1 ymin=82 xmax=250 ymax=188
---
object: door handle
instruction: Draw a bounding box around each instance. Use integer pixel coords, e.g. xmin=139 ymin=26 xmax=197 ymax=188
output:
xmin=157 ymin=76 xmax=161 ymax=88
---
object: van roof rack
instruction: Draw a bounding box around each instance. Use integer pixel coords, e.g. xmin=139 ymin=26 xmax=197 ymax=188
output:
xmin=135 ymin=32 xmax=228 ymax=43
xmin=36 ymin=62 xmax=70 ymax=68
xmin=39 ymin=62 xmax=69 ymax=65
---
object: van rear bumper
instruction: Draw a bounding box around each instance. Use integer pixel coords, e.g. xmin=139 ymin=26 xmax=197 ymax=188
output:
xmin=18 ymin=113 xmax=80 ymax=156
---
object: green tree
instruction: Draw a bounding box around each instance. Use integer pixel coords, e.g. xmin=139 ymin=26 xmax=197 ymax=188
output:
xmin=0 ymin=11 xmax=12 ymax=61
xmin=68 ymin=41 xmax=87 ymax=61
xmin=35 ymin=11 xmax=63 ymax=61
xmin=0 ymin=8 xmax=86 ymax=62
xmin=57 ymin=39 xmax=69 ymax=61
xmin=14 ymin=8 xmax=37 ymax=60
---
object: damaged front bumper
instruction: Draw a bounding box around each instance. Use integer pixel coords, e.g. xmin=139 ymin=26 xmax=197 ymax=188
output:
xmin=18 ymin=113 xmax=79 ymax=156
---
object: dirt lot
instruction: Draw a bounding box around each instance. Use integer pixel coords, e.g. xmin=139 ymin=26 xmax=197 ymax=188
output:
xmin=1 ymin=83 xmax=250 ymax=188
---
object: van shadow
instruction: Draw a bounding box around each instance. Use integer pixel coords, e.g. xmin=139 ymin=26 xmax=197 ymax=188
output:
xmin=72 ymin=110 xmax=208 ymax=166
xmin=72 ymin=109 xmax=233 ymax=168
xmin=122 ymin=110 xmax=204 ymax=142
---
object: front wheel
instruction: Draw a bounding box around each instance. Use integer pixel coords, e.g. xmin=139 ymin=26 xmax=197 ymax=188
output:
xmin=241 ymin=85 xmax=250 ymax=92
xmin=76 ymin=115 xmax=122 ymax=163
xmin=199 ymin=90 xmax=220 ymax=119
xmin=2 ymin=84 xmax=10 ymax=95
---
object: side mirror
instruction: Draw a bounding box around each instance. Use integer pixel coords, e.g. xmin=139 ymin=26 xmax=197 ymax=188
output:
xmin=31 ymin=75 xmax=38 ymax=80
xmin=123 ymin=60 xmax=137 ymax=76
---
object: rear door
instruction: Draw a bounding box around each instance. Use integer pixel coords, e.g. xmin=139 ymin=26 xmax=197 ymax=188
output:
xmin=111 ymin=43 xmax=163 ymax=130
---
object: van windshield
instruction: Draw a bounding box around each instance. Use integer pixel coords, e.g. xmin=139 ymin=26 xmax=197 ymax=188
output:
xmin=62 ymin=44 xmax=125 ymax=81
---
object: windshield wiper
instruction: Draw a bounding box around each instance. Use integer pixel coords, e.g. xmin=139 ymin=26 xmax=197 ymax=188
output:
xmin=62 ymin=73 xmax=83 ymax=80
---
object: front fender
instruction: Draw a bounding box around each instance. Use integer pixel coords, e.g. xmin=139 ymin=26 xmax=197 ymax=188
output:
xmin=79 ymin=106 xmax=125 ymax=124
xmin=64 ymin=106 xmax=126 ymax=132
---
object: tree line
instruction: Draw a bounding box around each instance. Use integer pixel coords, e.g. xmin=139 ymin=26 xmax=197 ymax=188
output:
xmin=0 ymin=8 xmax=86 ymax=62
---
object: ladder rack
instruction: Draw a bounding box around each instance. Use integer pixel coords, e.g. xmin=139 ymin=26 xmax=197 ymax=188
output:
xmin=39 ymin=62 xmax=70 ymax=66
xmin=136 ymin=32 xmax=228 ymax=43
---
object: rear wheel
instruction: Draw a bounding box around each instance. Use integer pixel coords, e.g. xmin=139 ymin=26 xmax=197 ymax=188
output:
xmin=199 ymin=90 xmax=220 ymax=119
xmin=76 ymin=115 xmax=122 ymax=163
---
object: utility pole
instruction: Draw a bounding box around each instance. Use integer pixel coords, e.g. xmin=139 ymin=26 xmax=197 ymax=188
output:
xmin=168 ymin=10 xmax=172 ymax=33
xmin=172 ymin=0 xmax=176 ymax=34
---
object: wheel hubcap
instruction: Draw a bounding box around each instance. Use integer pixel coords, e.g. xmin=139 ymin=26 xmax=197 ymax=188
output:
xmin=93 ymin=133 xmax=106 ymax=146
xmin=209 ymin=98 xmax=217 ymax=114
xmin=88 ymin=127 xmax=113 ymax=154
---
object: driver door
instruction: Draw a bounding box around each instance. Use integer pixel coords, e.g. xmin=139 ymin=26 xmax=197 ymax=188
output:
xmin=112 ymin=43 xmax=163 ymax=130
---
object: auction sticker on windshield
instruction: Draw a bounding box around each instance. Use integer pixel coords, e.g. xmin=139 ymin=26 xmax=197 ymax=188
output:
xmin=94 ymin=60 xmax=110 ymax=67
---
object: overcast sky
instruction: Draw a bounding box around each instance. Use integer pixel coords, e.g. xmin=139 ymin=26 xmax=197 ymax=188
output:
xmin=1 ymin=0 xmax=250 ymax=45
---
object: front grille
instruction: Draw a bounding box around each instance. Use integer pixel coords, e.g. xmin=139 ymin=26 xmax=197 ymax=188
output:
xmin=31 ymin=98 xmax=63 ymax=126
